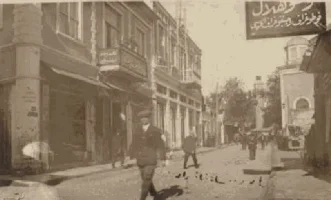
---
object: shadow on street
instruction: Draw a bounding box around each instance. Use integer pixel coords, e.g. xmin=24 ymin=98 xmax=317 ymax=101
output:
xmin=155 ymin=185 xmax=184 ymax=200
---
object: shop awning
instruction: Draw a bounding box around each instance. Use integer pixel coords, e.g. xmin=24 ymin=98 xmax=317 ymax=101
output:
xmin=50 ymin=67 xmax=109 ymax=89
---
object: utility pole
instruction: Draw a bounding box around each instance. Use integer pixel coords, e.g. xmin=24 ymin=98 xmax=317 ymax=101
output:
xmin=215 ymin=82 xmax=219 ymax=147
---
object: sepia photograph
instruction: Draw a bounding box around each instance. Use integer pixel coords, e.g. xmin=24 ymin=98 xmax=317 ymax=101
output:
xmin=0 ymin=0 xmax=330 ymax=199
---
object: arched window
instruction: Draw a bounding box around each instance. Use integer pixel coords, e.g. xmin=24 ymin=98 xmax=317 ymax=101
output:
xmin=295 ymin=98 xmax=309 ymax=110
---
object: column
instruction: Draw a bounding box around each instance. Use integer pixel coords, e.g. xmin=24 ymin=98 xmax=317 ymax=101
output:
xmin=86 ymin=98 xmax=96 ymax=163
xmin=11 ymin=4 xmax=43 ymax=171
xmin=185 ymin=107 xmax=189 ymax=137
xmin=176 ymin=104 xmax=181 ymax=148
xmin=220 ymin=113 xmax=225 ymax=144
xmin=126 ymin=101 xmax=133 ymax=151
xmin=164 ymin=100 xmax=170 ymax=148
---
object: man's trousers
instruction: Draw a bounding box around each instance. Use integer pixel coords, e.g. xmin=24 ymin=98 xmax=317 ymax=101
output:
xmin=138 ymin=165 xmax=157 ymax=200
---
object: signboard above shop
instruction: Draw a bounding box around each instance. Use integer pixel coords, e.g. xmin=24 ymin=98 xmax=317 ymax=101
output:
xmin=245 ymin=1 xmax=326 ymax=40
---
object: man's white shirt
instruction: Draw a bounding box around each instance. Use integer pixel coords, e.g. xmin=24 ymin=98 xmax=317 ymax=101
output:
xmin=142 ymin=124 xmax=150 ymax=132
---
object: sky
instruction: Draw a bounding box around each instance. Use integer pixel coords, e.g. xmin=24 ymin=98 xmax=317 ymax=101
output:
xmin=160 ymin=0 xmax=331 ymax=95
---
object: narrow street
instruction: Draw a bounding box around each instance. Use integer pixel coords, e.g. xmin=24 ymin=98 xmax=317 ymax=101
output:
xmin=56 ymin=144 xmax=271 ymax=200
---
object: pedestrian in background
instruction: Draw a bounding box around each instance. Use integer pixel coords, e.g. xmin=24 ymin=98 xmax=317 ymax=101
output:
xmin=182 ymin=129 xmax=199 ymax=169
xmin=129 ymin=109 xmax=166 ymax=200
xmin=111 ymin=128 xmax=125 ymax=168
xmin=241 ymin=131 xmax=248 ymax=150
xmin=234 ymin=132 xmax=240 ymax=145
xmin=260 ymin=133 xmax=266 ymax=150
xmin=248 ymin=131 xmax=258 ymax=160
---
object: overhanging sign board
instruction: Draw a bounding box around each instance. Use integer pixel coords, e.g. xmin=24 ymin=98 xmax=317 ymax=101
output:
xmin=245 ymin=1 xmax=326 ymax=40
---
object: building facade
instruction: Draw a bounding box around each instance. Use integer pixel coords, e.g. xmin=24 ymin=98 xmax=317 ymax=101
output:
xmin=301 ymin=31 xmax=331 ymax=170
xmin=151 ymin=2 xmax=203 ymax=149
xmin=278 ymin=37 xmax=314 ymax=129
xmin=0 ymin=2 xmax=159 ymax=173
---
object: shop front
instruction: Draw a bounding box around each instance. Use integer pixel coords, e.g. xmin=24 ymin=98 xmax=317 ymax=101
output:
xmin=40 ymin=62 xmax=109 ymax=169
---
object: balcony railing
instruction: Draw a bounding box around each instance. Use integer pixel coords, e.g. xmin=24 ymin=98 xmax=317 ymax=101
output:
xmin=155 ymin=57 xmax=181 ymax=80
xmin=98 ymin=45 xmax=148 ymax=78
xmin=182 ymin=70 xmax=201 ymax=86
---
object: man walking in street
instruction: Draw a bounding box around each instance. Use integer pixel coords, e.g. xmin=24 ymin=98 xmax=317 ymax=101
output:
xmin=248 ymin=131 xmax=258 ymax=160
xmin=111 ymin=112 xmax=127 ymax=168
xmin=111 ymin=128 xmax=125 ymax=168
xmin=182 ymin=129 xmax=199 ymax=169
xmin=241 ymin=131 xmax=248 ymax=150
xmin=129 ymin=109 xmax=166 ymax=200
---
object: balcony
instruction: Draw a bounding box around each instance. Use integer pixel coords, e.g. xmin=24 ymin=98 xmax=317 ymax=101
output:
xmin=154 ymin=57 xmax=181 ymax=80
xmin=98 ymin=45 xmax=148 ymax=82
xmin=181 ymin=70 xmax=201 ymax=89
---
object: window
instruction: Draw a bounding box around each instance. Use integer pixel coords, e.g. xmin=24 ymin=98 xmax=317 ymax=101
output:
xmin=169 ymin=90 xmax=177 ymax=99
xmin=157 ymin=102 xmax=165 ymax=132
xmin=288 ymin=46 xmax=307 ymax=64
xmin=158 ymin=25 xmax=165 ymax=59
xmin=288 ymin=46 xmax=297 ymax=63
xmin=180 ymin=95 xmax=186 ymax=103
xmin=170 ymin=38 xmax=176 ymax=65
xmin=105 ymin=5 xmax=121 ymax=48
xmin=136 ymin=28 xmax=145 ymax=56
xmin=157 ymin=84 xmax=167 ymax=95
xmin=58 ymin=3 xmax=82 ymax=40
xmin=296 ymin=98 xmax=309 ymax=110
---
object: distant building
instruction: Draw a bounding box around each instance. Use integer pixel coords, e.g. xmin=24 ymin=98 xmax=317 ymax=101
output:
xmin=277 ymin=37 xmax=314 ymax=129
xmin=151 ymin=2 xmax=202 ymax=149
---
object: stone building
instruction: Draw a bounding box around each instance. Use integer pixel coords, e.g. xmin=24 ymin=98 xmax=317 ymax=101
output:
xmin=151 ymin=2 xmax=202 ymax=149
xmin=277 ymin=37 xmax=314 ymax=129
xmin=0 ymin=2 xmax=158 ymax=173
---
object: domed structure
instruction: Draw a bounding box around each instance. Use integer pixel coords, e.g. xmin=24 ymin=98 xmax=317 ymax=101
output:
xmin=285 ymin=36 xmax=309 ymax=48
xmin=285 ymin=36 xmax=309 ymax=65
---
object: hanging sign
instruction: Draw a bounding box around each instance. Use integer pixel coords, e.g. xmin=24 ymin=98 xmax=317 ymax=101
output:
xmin=245 ymin=1 xmax=326 ymax=40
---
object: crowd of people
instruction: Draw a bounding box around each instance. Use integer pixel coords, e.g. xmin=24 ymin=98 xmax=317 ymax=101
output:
xmin=234 ymin=127 xmax=273 ymax=160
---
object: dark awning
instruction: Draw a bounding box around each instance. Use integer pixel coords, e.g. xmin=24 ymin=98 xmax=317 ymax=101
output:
xmin=49 ymin=67 xmax=108 ymax=89
xmin=300 ymin=31 xmax=331 ymax=73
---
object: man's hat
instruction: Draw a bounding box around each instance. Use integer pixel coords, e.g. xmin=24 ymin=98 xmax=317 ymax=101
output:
xmin=138 ymin=109 xmax=152 ymax=118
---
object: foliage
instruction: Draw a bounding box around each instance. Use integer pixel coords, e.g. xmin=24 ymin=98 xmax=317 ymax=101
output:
xmin=263 ymin=72 xmax=282 ymax=128
xmin=208 ymin=77 xmax=256 ymax=127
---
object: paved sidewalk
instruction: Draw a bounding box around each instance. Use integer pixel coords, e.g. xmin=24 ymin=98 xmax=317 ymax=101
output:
xmin=263 ymin=144 xmax=331 ymax=200
xmin=1 ymin=145 xmax=226 ymax=185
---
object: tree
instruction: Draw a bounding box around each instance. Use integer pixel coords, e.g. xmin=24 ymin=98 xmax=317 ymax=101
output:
xmin=212 ymin=77 xmax=256 ymax=127
xmin=263 ymin=72 xmax=282 ymax=128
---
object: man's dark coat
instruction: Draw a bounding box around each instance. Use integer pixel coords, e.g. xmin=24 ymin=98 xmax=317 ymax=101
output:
xmin=130 ymin=125 xmax=166 ymax=166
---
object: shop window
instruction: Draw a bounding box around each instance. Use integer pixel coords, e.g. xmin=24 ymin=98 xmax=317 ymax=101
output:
xmin=57 ymin=2 xmax=82 ymax=40
xmin=295 ymin=98 xmax=309 ymax=110
xmin=105 ymin=4 xmax=121 ymax=48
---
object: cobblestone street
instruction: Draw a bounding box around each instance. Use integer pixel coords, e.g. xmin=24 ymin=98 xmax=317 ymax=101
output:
xmin=56 ymin=144 xmax=271 ymax=200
